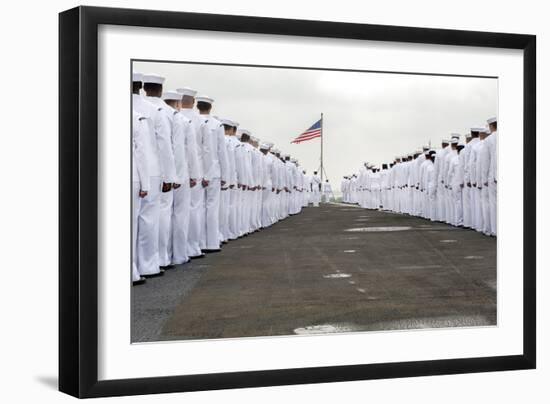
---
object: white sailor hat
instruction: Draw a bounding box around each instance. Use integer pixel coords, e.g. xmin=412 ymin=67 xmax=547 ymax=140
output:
xmin=196 ymin=95 xmax=214 ymax=104
xmin=250 ymin=136 xmax=259 ymax=143
xmin=451 ymin=133 xmax=461 ymax=139
xmin=176 ymin=87 xmax=197 ymax=97
xmin=395 ymin=156 xmax=401 ymax=160
xmin=422 ymin=145 xmax=429 ymax=150
xmin=132 ymin=72 xmax=143 ymax=82
xmin=470 ymin=126 xmax=485 ymax=133
xmin=240 ymin=129 xmax=251 ymax=136
xmin=415 ymin=150 xmax=422 ymax=154
xmin=465 ymin=133 xmax=472 ymax=139
xmin=232 ymin=121 xmax=239 ymax=128
xmin=481 ymin=127 xmax=490 ymax=134
xmin=162 ymin=91 xmax=182 ymax=101
xmin=442 ymin=139 xmax=450 ymax=143
xmin=272 ymin=148 xmax=280 ymax=154
xmin=283 ymin=154 xmax=290 ymax=159
xmin=260 ymin=142 xmax=271 ymax=150
xmin=220 ymin=118 xmax=234 ymax=126
xmin=142 ymin=73 xmax=165 ymax=85
xmin=487 ymin=117 xmax=497 ymax=124
xmin=450 ymin=138 xmax=459 ymax=145
xmin=290 ymin=158 xmax=297 ymax=163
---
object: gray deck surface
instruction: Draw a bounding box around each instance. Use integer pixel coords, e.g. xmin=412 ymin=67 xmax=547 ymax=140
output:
xmin=132 ymin=203 xmax=496 ymax=342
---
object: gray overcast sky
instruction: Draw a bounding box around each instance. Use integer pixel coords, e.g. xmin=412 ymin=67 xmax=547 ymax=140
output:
xmin=134 ymin=61 xmax=497 ymax=187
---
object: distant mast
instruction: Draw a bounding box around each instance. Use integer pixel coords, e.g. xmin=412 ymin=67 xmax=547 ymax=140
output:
xmin=320 ymin=113 xmax=324 ymax=183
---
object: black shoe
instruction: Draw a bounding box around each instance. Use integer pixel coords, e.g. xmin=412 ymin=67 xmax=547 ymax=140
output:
xmin=160 ymin=264 xmax=175 ymax=270
xmin=133 ymin=277 xmax=146 ymax=286
xmin=190 ymin=253 xmax=206 ymax=259
xmin=202 ymin=248 xmax=221 ymax=253
xmin=143 ymin=270 xmax=164 ymax=279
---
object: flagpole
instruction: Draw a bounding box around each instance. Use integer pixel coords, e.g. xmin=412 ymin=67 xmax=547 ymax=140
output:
xmin=320 ymin=113 xmax=324 ymax=183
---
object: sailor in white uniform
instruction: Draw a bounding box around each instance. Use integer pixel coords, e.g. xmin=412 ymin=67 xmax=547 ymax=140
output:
xmin=196 ymin=95 xmax=229 ymax=252
xmin=433 ymin=140 xmax=449 ymax=221
xmin=260 ymin=142 xmax=275 ymax=227
xmin=132 ymin=109 xmax=150 ymax=285
xmin=142 ymin=74 xmax=179 ymax=269
xmin=132 ymin=73 xmax=162 ymax=279
xmin=323 ymin=180 xmax=333 ymax=202
xmin=486 ymin=117 xmax=498 ymax=236
xmin=311 ymin=171 xmax=322 ymax=207
xmin=133 ymin=74 xmax=174 ymax=278
xmin=476 ymin=127 xmax=492 ymax=236
xmin=461 ymin=133 xmax=473 ymax=228
xmin=424 ymin=150 xmax=437 ymax=221
xmin=163 ymin=91 xmax=201 ymax=265
xmin=220 ymin=119 xmax=241 ymax=240
xmin=445 ymin=138 xmax=460 ymax=226
xmin=177 ymin=87 xmax=205 ymax=258
xmin=238 ymin=130 xmax=254 ymax=235
xmin=467 ymin=127 xmax=483 ymax=232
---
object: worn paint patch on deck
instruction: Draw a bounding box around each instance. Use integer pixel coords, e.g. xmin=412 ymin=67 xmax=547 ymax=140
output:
xmin=464 ymin=255 xmax=484 ymax=259
xmin=440 ymin=239 xmax=458 ymax=243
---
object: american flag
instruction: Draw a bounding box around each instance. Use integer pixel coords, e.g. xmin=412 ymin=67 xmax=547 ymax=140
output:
xmin=291 ymin=119 xmax=322 ymax=144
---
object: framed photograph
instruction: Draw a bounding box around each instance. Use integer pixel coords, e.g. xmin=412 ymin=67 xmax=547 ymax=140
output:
xmin=59 ymin=6 xmax=536 ymax=398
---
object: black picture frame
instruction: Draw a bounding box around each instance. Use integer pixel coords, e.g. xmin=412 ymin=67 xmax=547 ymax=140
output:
xmin=59 ymin=6 xmax=536 ymax=398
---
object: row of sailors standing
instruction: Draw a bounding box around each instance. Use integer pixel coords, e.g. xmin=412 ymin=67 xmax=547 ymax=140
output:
xmin=341 ymin=117 xmax=498 ymax=237
xmin=132 ymin=72 xmax=314 ymax=285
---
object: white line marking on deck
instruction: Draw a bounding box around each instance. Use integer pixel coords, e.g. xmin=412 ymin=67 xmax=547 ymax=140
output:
xmin=345 ymin=226 xmax=412 ymax=232
xmin=323 ymin=273 xmax=352 ymax=279
xmin=357 ymin=288 xmax=366 ymax=293
xmin=464 ymin=255 xmax=484 ymax=259
xmin=294 ymin=324 xmax=357 ymax=335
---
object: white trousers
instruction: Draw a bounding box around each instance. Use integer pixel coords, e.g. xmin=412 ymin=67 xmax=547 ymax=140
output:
xmin=171 ymin=182 xmax=191 ymax=265
xmin=473 ymin=187 xmax=483 ymax=232
xmin=463 ymin=186 xmax=471 ymax=228
xmin=481 ymin=186 xmax=491 ymax=235
xmin=238 ymin=188 xmax=247 ymax=236
xmin=255 ymin=190 xmax=263 ymax=228
xmin=158 ymin=188 xmax=173 ymax=267
xmin=228 ymin=188 xmax=238 ymax=239
xmin=187 ymin=183 xmax=205 ymax=257
xmin=446 ymin=187 xmax=454 ymax=224
xmin=428 ymin=191 xmax=437 ymax=221
xmin=261 ymin=188 xmax=272 ymax=227
xmin=312 ymin=191 xmax=320 ymax=207
xmin=137 ymin=176 xmax=161 ymax=276
xmin=452 ymin=186 xmax=463 ymax=226
xmin=219 ymin=189 xmax=230 ymax=242
xmin=204 ymin=178 xmax=221 ymax=250
xmin=437 ymin=183 xmax=446 ymax=221
xmin=489 ymin=181 xmax=497 ymax=236
xmin=132 ymin=181 xmax=142 ymax=282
